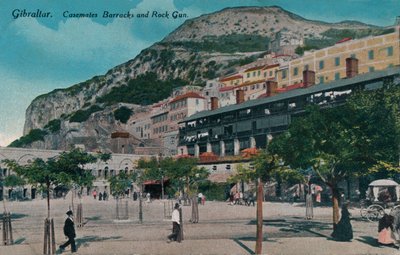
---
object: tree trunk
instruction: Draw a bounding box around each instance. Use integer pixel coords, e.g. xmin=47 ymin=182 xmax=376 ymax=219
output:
xmin=46 ymin=182 xmax=50 ymax=219
xmin=330 ymin=186 xmax=340 ymax=229
xmin=255 ymin=178 xmax=263 ymax=254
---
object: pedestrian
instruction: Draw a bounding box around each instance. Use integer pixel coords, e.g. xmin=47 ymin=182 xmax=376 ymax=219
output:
xmin=197 ymin=192 xmax=203 ymax=204
xmin=234 ymin=191 xmax=240 ymax=205
xmin=59 ymin=210 xmax=77 ymax=253
xmin=146 ymin=192 xmax=151 ymax=203
xmin=103 ymin=191 xmax=108 ymax=201
xmin=201 ymin=194 xmax=206 ymax=205
xmin=99 ymin=192 xmax=103 ymax=201
xmin=92 ymin=189 xmax=97 ymax=200
xmin=247 ymin=192 xmax=255 ymax=206
xmin=133 ymin=191 xmax=138 ymax=201
xmin=167 ymin=203 xmax=181 ymax=243
xmin=331 ymin=203 xmax=353 ymax=241
xmin=378 ymin=213 xmax=395 ymax=246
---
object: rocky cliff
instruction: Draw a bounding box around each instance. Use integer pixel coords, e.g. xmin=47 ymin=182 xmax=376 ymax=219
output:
xmin=19 ymin=6 xmax=389 ymax=150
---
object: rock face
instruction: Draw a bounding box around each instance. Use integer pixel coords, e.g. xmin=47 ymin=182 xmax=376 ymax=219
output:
xmin=21 ymin=6 xmax=385 ymax=150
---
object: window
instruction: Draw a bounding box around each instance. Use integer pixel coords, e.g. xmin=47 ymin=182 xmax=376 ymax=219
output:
xmin=264 ymin=72 xmax=267 ymax=77
xmin=368 ymin=66 xmax=375 ymax=72
xmin=334 ymin=72 xmax=340 ymax=80
xmin=319 ymin=60 xmax=324 ymax=70
xmin=368 ymin=50 xmax=374 ymax=60
xmin=293 ymin=67 xmax=298 ymax=76
xmin=247 ymin=73 xmax=250 ymax=78
xmin=253 ymin=71 xmax=256 ymax=77
xmin=388 ymin=46 xmax=393 ymax=56
xmin=304 ymin=64 xmax=309 ymax=71
xmin=335 ymin=57 xmax=340 ymax=66
xmin=282 ymin=69 xmax=287 ymax=79
xmin=269 ymin=71 xmax=273 ymax=76
xmin=319 ymin=76 xmax=324 ymax=84
xmin=257 ymin=70 xmax=261 ymax=76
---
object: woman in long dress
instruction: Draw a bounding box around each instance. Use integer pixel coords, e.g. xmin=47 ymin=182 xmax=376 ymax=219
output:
xmin=378 ymin=213 xmax=395 ymax=245
xmin=331 ymin=203 xmax=353 ymax=241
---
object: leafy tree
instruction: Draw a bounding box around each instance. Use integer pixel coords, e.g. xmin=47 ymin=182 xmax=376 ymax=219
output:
xmin=109 ymin=172 xmax=137 ymax=198
xmin=3 ymin=174 xmax=26 ymax=201
xmin=4 ymin=174 xmax=26 ymax=188
xmin=138 ymin=156 xmax=209 ymax=197
xmin=228 ymin=150 xmax=282 ymax=254
xmin=2 ymin=148 xmax=98 ymax=218
xmin=271 ymin=83 xmax=400 ymax=227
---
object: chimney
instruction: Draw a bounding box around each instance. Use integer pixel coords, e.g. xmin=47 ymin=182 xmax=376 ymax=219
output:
xmin=210 ymin=97 xmax=219 ymax=110
xmin=236 ymin=89 xmax=245 ymax=104
xmin=266 ymin=81 xmax=278 ymax=97
xmin=303 ymin=70 xmax=315 ymax=88
xmin=346 ymin=57 xmax=359 ymax=78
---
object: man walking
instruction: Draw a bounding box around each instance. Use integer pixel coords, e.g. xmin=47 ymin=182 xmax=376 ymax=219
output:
xmin=167 ymin=203 xmax=181 ymax=243
xmin=59 ymin=210 xmax=77 ymax=253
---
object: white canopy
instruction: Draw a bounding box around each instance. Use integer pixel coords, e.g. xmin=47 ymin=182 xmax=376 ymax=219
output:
xmin=369 ymin=179 xmax=399 ymax=187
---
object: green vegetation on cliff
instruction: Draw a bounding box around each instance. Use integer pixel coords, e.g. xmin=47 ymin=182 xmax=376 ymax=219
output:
xmin=44 ymin=119 xmax=61 ymax=133
xmin=114 ymin=106 xmax=133 ymax=124
xmin=161 ymin=34 xmax=270 ymax=53
xmin=96 ymin=72 xmax=187 ymax=106
xmin=8 ymin=129 xmax=48 ymax=148
xmin=69 ymin=105 xmax=104 ymax=123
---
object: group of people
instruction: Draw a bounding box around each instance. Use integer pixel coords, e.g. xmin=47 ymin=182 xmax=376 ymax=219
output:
xmin=92 ymin=190 xmax=108 ymax=201
xmin=228 ymin=191 xmax=255 ymax=206
xmin=330 ymin=202 xmax=400 ymax=250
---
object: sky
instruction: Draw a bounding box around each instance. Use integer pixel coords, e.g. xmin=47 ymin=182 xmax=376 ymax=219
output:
xmin=0 ymin=0 xmax=399 ymax=146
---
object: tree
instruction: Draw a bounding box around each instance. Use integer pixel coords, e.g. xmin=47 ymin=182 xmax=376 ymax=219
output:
xmin=109 ymin=171 xmax=137 ymax=198
xmin=138 ymin=156 xmax=209 ymax=198
xmin=229 ymin=150 xmax=283 ymax=254
xmin=3 ymin=148 xmax=98 ymax=218
xmin=271 ymin=83 xmax=400 ymax=227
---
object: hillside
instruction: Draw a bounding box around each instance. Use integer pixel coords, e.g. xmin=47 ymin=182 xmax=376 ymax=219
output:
xmin=17 ymin=6 xmax=391 ymax=150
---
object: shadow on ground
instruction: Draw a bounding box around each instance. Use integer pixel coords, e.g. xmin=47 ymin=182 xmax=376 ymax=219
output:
xmin=356 ymin=236 xmax=382 ymax=248
xmin=76 ymin=235 xmax=123 ymax=248
xmin=0 ymin=213 xmax=28 ymax=219
xmin=248 ymin=218 xmax=332 ymax=238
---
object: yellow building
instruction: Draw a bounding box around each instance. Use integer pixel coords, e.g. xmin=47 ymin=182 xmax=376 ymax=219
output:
xmin=277 ymin=27 xmax=400 ymax=87
xmin=219 ymin=74 xmax=243 ymax=87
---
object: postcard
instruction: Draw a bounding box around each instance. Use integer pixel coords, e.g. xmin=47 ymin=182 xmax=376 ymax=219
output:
xmin=0 ymin=0 xmax=399 ymax=254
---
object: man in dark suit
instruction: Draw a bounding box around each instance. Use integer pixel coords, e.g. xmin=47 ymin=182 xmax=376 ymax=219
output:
xmin=59 ymin=210 xmax=77 ymax=253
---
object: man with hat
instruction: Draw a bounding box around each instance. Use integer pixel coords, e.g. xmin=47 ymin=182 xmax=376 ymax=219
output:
xmin=59 ymin=210 xmax=77 ymax=253
xmin=167 ymin=203 xmax=181 ymax=243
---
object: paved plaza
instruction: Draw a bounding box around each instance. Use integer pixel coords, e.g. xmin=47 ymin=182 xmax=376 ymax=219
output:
xmin=0 ymin=195 xmax=398 ymax=255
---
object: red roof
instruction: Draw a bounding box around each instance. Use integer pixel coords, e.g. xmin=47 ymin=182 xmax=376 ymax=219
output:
xmin=244 ymin=65 xmax=265 ymax=72
xmin=336 ymin=37 xmax=352 ymax=44
xmin=219 ymin=86 xmax=235 ymax=92
xmin=235 ymin=79 xmax=265 ymax=88
xmin=276 ymin=82 xmax=304 ymax=93
xmin=257 ymin=93 xmax=268 ymax=99
xmin=169 ymin=92 xmax=205 ymax=103
xmin=220 ymin=75 xmax=243 ymax=82
xmin=262 ymin=63 xmax=280 ymax=70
